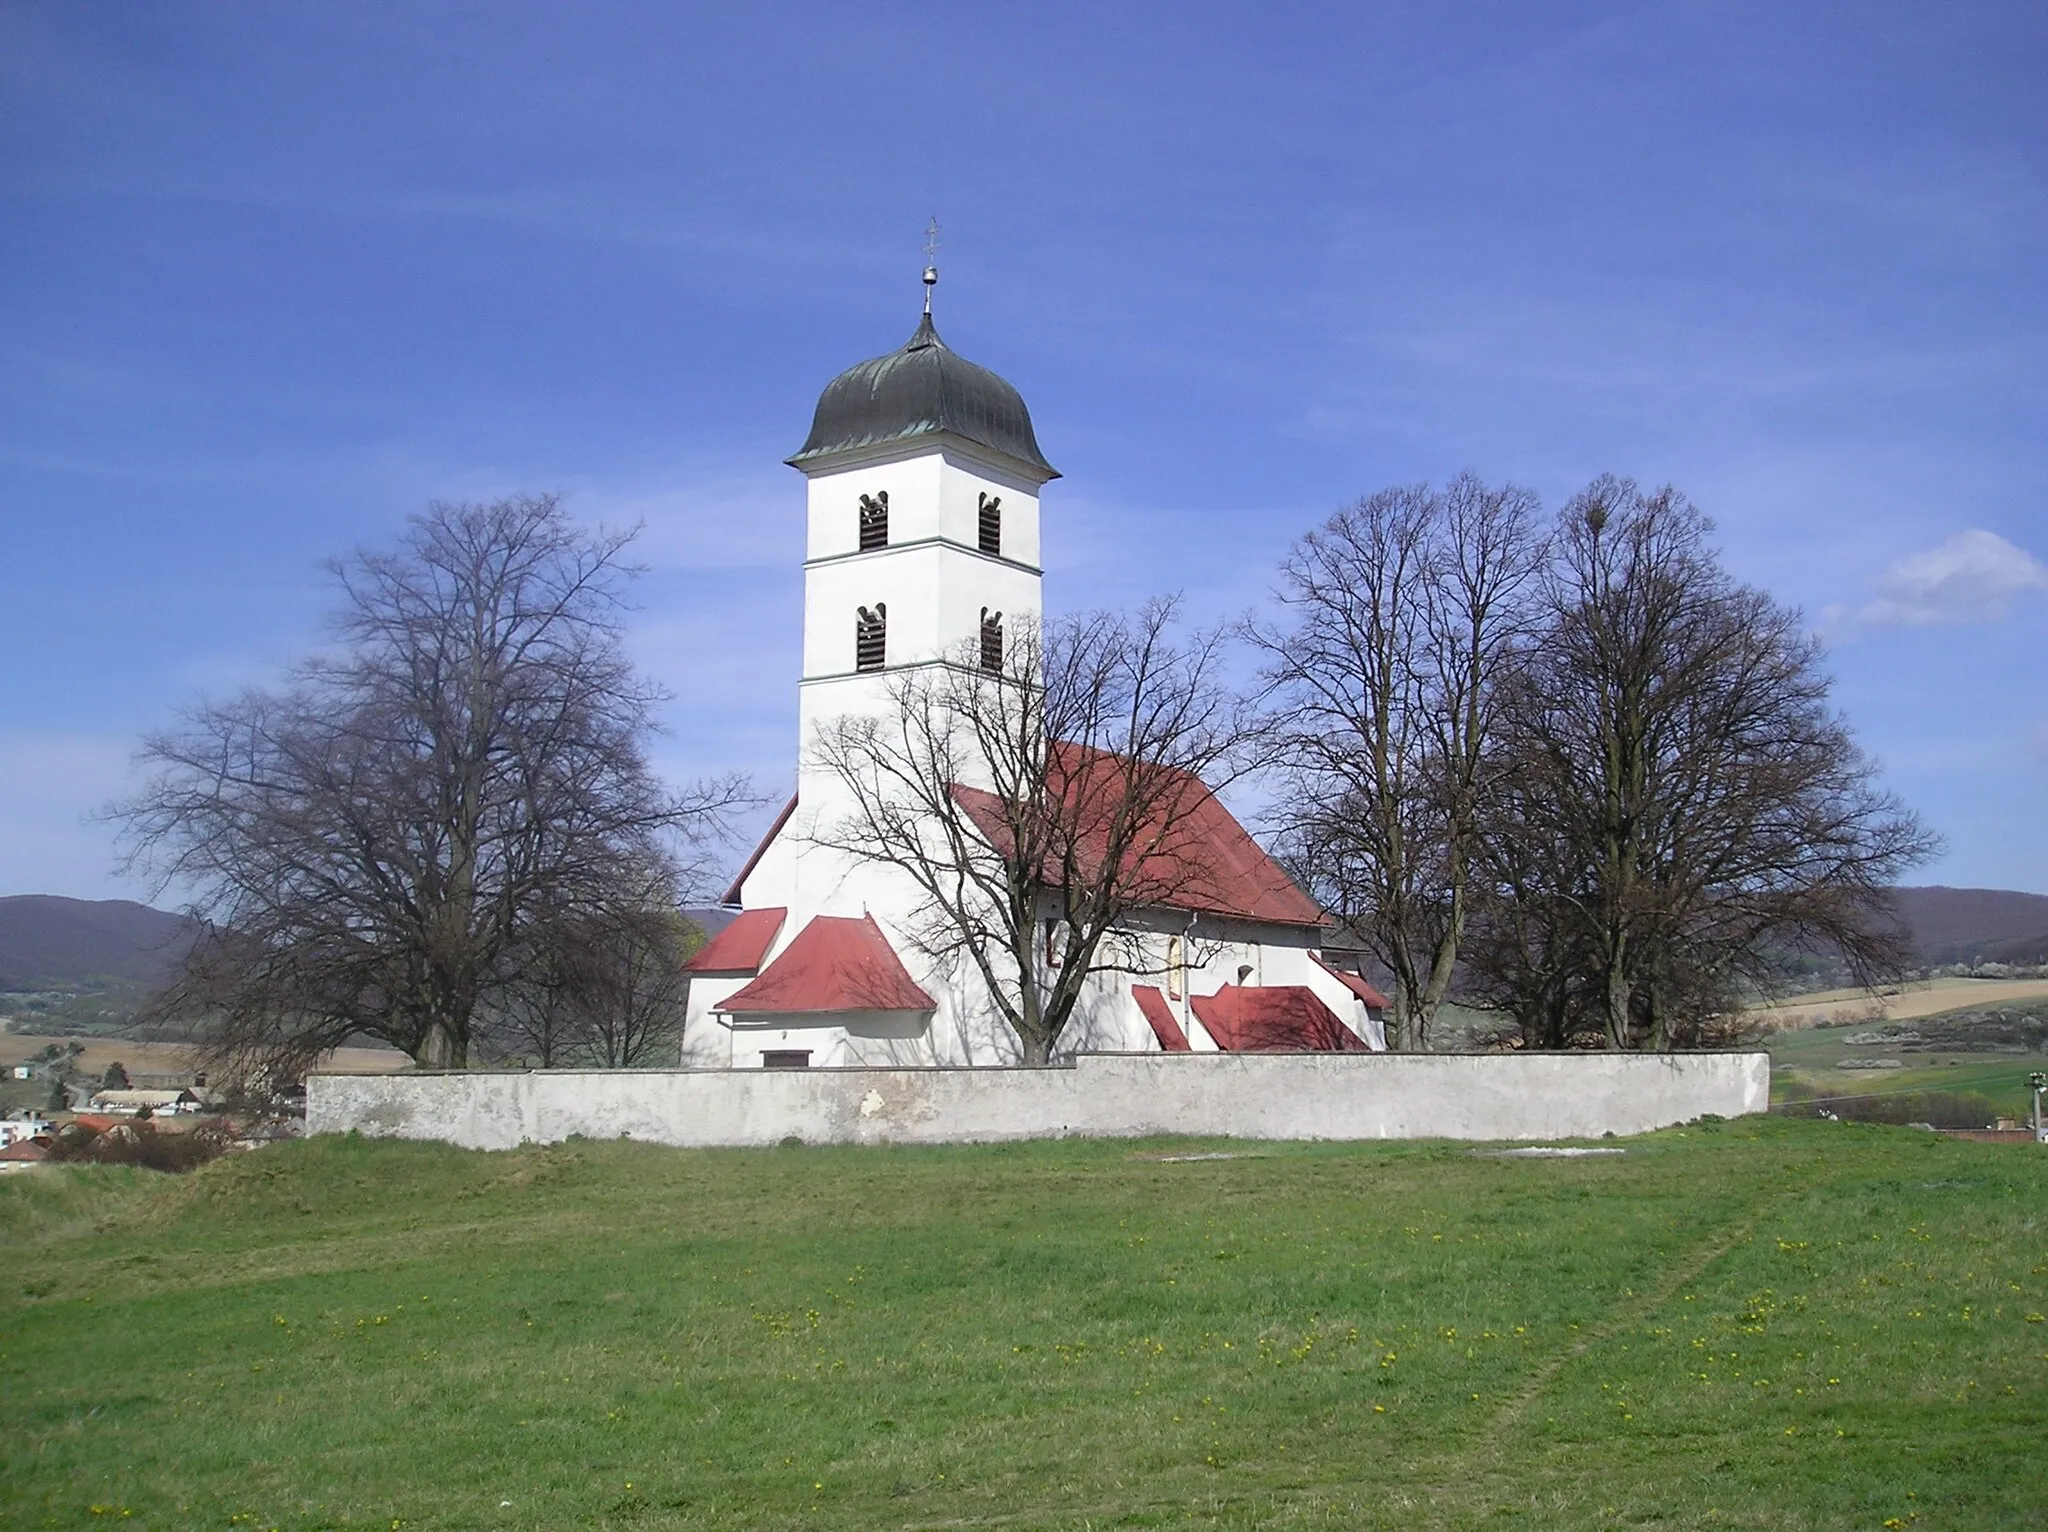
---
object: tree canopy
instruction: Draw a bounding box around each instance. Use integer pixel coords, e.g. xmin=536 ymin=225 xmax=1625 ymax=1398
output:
xmin=116 ymin=495 xmax=745 ymax=1075
xmin=1261 ymin=475 xmax=1935 ymax=1050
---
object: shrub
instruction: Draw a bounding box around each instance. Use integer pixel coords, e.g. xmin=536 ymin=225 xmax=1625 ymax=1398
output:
xmin=47 ymin=1119 xmax=234 ymax=1174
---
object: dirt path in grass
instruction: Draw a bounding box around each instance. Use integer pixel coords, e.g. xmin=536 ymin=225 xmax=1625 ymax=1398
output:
xmin=1485 ymin=1165 xmax=1811 ymax=1432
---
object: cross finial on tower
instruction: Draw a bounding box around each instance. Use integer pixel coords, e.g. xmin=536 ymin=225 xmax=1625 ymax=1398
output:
xmin=922 ymin=216 xmax=941 ymax=314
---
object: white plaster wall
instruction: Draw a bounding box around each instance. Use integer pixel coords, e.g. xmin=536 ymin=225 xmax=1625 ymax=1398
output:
xmin=310 ymin=1050 xmax=1769 ymax=1150
xmin=800 ymin=542 xmax=1043 ymax=680
xmin=1072 ymin=917 xmax=1378 ymax=1055
xmin=802 ymin=446 xmax=1043 ymax=568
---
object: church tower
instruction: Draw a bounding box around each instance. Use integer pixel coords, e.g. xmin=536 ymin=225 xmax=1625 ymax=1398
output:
xmin=784 ymin=271 xmax=1059 ymax=824
xmin=680 ymin=268 xmax=1068 ymax=1068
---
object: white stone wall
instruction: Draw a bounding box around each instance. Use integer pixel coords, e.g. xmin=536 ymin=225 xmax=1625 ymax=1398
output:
xmin=309 ymin=1050 xmax=1769 ymax=1150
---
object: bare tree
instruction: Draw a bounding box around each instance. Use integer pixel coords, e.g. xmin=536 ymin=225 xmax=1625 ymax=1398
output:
xmin=1250 ymin=475 xmax=1543 ymax=1049
xmin=493 ymin=886 xmax=697 ymax=1069
xmin=552 ymin=904 xmax=697 ymax=1068
xmin=806 ymin=601 xmax=1254 ymax=1066
xmin=1466 ymin=477 xmax=1938 ymax=1049
xmin=114 ymin=495 xmax=746 ymax=1076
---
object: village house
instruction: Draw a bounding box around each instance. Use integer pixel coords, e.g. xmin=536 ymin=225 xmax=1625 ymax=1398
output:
xmin=0 ymin=1137 xmax=51 ymax=1173
xmin=0 ymin=1113 xmax=53 ymax=1148
xmin=89 ymin=1087 xmax=206 ymax=1117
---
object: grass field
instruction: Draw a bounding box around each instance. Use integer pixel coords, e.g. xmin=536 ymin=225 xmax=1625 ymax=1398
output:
xmin=4 ymin=1120 xmax=2045 ymax=1530
xmin=1766 ymin=1005 xmax=2048 ymax=1124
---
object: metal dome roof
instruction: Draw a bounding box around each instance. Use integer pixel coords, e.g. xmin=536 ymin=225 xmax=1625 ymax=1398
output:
xmin=787 ymin=312 xmax=1058 ymax=480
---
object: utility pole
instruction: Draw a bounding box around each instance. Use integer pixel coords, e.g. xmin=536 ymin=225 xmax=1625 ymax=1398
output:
xmin=2030 ymin=1071 xmax=2046 ymax=1143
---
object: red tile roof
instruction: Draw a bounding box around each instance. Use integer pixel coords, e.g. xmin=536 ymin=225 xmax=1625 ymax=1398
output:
xmin=1188 ymin=985 xmax=1368 ymax=1052
xmin=950 ymin=742 xmax=1324 ymax=928
xmin=1313 ymin=955 xmax=1391 ymax=1010
xmin=682 ymin=907 xmax=788 ymax=974
xmin=722 ymin=795 xmax=798 ymax=905
xmin=1131 ymin=985 xmax=1193 ymax=1052
xmin=0 ymin=1139 xmax=49 ymax=1162
xmin=717 ymin=915 xmax=936 ymax=1017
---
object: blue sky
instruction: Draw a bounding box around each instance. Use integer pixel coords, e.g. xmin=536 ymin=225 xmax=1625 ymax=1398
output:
xmin=4 ymin=1 xmax=2044 ymax=902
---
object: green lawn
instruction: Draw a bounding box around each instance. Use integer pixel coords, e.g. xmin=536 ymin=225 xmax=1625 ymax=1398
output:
xmin=4 ymin=1120 xmax=2045 ymax=1530
xmin=1767 ymin=1008 xmax=2047 ymax=1123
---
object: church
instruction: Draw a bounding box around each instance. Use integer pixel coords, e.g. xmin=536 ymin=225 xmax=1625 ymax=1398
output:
xmin=679 ymin=274 xmax=1388 ymax=1068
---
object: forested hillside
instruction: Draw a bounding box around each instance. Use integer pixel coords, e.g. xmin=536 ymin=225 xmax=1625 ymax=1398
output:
xmin=0 ymin=895 xmax=196 ymax=990
xmin=1893 ymin=885 xmax=2048 ymax=965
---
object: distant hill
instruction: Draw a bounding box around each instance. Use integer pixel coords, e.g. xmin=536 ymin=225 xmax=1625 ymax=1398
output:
xmin=0 ymin=896 xmax=197 ymax=990
xmin=1892 ymin=886 xmax=2048 ymax=966
xmin=0 ymin=888 xmax=2035 ymax=996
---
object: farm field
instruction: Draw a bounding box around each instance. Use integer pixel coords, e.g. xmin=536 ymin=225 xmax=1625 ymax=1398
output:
xmin=4 ymin=1121 xmax=2046 ymax=1530
xmin=0 ymin=1032 xmax=410 ymax=1081
xmin=1744 ymin=976 xmax=2048 ymax=1032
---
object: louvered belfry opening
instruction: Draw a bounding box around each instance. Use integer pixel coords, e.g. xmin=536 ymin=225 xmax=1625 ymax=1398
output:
xmin=855 ymin=603 xmax=887 ymax=672
xmin=859 ymin=491 xmax=889 ymax=551
xmin=977 ymin=492 xmax=1002 ymax=555
xmin=979 ymin=607 xmax=1003 ymax=674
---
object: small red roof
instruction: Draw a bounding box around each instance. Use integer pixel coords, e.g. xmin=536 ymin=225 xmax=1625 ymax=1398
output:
xmin=1313 ymin=955 xmax=1391 ymax=1010
xmin=1188 ymin=985 xmax=1368 ymax=1053
xmin=0 ymin=1139 xmax=50 ymax=1162
xmin=682 ymin=907 xmax=787 ymax=974
xmin=951 ymin=742 xmax=1324 ymax=928
xmin=718 ymin=915 xmax=936 ymax=1016
xmin=1131 ymin=986 xmax=1193 ymax=1052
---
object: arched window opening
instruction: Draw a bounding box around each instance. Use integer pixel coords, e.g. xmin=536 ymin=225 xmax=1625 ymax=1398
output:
xmin=1166 ymin=934 xmax=1186 ymax=1001
xmin=979 ymin=607 xmax=1003 ymax=674
xmin=977 ymin=492 xmax=1002 ymax=556
xmin=859 ymin=491 xmax=889 ymax=551
xmin=855 ymin=603 xmax=887 ymax=672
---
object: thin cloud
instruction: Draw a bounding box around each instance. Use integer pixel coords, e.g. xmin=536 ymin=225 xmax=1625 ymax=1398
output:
xmin=1828 ymin=529 xmax=2048 ymax=634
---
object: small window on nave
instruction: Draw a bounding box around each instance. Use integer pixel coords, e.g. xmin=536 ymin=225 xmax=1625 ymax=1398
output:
xmin=855 ymin=603 xmax=887 ymax=672
xmin=979 ymin=608 xmax=1003 ymax=674
xmin=977 ymin=492 xmax=1002 ymax=556
xmin=859 ymin=491 xmax=889 ymax=551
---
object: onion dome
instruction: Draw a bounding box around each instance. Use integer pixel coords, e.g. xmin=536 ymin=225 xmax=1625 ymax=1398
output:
xmin=788 ymin=312 xmax=1058 ymax=481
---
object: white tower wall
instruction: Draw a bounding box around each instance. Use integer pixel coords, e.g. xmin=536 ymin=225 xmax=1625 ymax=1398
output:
xmin=768 ymin=433 xmax=1054 ymax=1062
xmin=795 ymin=439 xmax=1046 ymax=802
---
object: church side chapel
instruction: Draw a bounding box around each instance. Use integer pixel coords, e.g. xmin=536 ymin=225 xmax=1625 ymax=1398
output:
xmin=681 ymin=262 xmax=1388 ymax=1068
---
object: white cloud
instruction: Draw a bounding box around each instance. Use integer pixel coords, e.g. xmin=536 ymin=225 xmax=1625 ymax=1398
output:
xmin=1829 ymin=529 xmax=2048 ymax=633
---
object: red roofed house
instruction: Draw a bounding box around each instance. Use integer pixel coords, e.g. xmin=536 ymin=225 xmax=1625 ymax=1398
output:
xmin=679 ymin=289 xmax=1385 ymax=1067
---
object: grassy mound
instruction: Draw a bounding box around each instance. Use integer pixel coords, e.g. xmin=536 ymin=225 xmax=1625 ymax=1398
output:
xmin=3 ymin=1121 xmax=2044 ymax=1529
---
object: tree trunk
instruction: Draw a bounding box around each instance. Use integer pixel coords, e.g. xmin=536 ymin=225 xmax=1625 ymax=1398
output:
xmin=417 ymin=1017 xmax=464 ymax=1070
xmin=1602 ymin=936 xmax=1631 ymax=1051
